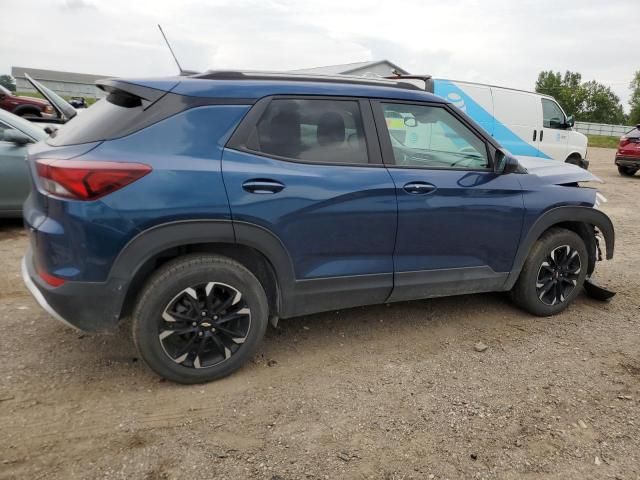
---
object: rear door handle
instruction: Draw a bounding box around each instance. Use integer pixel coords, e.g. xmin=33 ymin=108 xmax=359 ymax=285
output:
xmin=242 ymin=179 xmax=285 ymax=194
xmin=533 ymin=130 xmax=537 ymax=141
xmin=402 ymin=182 xmax=437 ymax=195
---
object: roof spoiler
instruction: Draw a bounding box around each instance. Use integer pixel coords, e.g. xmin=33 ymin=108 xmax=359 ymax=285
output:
xmin=96 ymin=79 xmax=176 ymax=109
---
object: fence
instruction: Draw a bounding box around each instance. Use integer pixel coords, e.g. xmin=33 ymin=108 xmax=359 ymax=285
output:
xmin=574 ymin=121 xmax=635 ymax=137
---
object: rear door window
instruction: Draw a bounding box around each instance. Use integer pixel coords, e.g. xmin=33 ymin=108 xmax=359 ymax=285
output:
xmin=246 ymin=98 xmax=369 ymax=164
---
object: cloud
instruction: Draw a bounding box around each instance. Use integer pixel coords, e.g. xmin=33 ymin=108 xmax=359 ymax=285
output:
xmin=0 ymin=0 xmax=636 ymax=110
xmin=63 ymin=0 xmax=96 ymax=10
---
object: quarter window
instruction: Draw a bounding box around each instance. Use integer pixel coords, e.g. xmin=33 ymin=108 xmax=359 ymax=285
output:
xmin=380 ymin=103 xmax=489 ymax=169
xmin=247 ymin=99 xmax=369 ymax=164
xmin=542 ymin=98 xmax=566 ymax=129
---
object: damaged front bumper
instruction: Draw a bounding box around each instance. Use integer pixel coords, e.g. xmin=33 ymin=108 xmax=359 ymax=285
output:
xmin=584 ymin=229 xmax=615 ymax=301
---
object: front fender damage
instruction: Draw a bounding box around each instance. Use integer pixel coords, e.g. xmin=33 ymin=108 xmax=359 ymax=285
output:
xmin=584 ymin=230 xmax=616 ymax=301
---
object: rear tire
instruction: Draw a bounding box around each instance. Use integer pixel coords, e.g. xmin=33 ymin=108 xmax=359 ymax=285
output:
xmin=132 ymin=254 xmax=269 ymax=384
xmin=618 ymin=165 xmax=637 ymax=176
xmin=511 ymin=228 xmax=588 ymax=316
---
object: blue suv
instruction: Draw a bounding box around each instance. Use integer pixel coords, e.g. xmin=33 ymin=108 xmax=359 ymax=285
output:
xmin=22 ymin=72 xmax=614 ymax=383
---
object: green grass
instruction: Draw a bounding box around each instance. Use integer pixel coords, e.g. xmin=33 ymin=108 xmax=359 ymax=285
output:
xmin=587 ymin=134 xmax=620 ymax=149
xmin=15 ymin=91 xmax=97 ymax=106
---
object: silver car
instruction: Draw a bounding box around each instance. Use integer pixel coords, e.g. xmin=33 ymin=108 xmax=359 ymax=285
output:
xmin=0 ymin=109 xmax=47 ymax=217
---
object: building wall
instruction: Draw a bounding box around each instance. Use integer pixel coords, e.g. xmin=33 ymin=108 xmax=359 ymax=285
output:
xmin=348 ymin=64 xmax=403 ymax=78
xmin=15 ymin=77 xmax=105 ymax=99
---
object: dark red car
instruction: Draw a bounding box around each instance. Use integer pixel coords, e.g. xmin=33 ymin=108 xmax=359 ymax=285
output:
xmin=0 ymin=84 xmax=54 ymax=117
xmin=615 ymin=125 xmax=640 ymax=176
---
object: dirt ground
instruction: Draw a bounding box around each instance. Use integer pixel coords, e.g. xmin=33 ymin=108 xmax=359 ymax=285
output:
xmin=0 ymin=147 xmax=638 ymax=480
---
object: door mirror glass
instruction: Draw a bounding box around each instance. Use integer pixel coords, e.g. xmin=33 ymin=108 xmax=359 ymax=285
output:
xmin=2 ymin=129 xmax=33 ymax=145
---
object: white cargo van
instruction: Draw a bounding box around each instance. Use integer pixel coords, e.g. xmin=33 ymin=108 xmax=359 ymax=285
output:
xmin=388 ymin=75 xmax=589 ymax=168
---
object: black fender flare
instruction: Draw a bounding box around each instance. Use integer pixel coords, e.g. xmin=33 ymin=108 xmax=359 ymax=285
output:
xmin=504 ymin=206 xmax=614 ymax=289
xmin=108 ymin=219 xmax=297 ymax=317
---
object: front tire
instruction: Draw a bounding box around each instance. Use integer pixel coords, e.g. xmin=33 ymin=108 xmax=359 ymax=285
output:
xmin=511 ymin=228 xmax=588 ymax=316
xmin=132 ymin=254 xmax=269 ymax=384
xmin=566 ymin=155 xmax=586 ymax=169
xmin=618 ymin=165 xmax=637 ymax=177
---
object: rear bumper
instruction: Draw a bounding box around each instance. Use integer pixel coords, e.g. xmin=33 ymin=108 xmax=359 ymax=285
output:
xmin=615 ymin=156 xmax=640 ymax=168
xmin=21 ymin=256 xmax=79 ymax=330
xmin=22 ymin=247 xmax=124 ymax=332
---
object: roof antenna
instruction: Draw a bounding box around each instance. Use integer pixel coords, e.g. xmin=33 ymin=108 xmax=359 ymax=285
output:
xmin=158 ymin=24 xmax=196 ymax=76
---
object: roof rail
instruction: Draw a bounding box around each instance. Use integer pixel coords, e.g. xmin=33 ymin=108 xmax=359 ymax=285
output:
xmin=384 ymin=71 xmax=433 ymax=91
xmin=190 ymin=70 xmax=422 ymax=91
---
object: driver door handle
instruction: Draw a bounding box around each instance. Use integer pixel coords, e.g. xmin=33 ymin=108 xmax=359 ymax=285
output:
xmin=242 ymin=179 xmax=285 ymax=194
xmin=403 ymin=182 xmax=437 ymax=195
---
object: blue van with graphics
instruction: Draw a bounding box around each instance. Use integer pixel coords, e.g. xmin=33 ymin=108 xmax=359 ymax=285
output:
xmin=389 ymin=75 xmax=588 ymax=168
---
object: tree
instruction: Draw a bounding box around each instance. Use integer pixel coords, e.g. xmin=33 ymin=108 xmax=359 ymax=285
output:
xmin=535 ymin=71 xmax=586 ymax=118
xmin=629 ymin=71 xmax=640 ymax=126
xmin=535 ymin=70 xmax=626 ymax=124
xmin=0 ymin=74 xmax=16 ymax=92
xmin=580 ymin=81 xmax=626 ymax=124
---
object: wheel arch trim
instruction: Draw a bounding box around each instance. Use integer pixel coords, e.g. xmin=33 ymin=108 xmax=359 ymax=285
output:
xmin=109 ymin=219 xmax=296 ymax=318
xmin=504 ymin=206 xmax=614 ymax=289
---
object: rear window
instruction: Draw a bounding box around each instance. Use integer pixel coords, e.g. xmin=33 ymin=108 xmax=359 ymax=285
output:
xmin=48 ymin=93 xmax=144 ymax=146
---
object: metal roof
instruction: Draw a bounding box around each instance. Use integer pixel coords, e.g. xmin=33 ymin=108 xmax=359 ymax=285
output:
xmin=291 ymin=60 xmax=409 ymax=76
xmin=11 ymin=66 xmax=110 ymax=85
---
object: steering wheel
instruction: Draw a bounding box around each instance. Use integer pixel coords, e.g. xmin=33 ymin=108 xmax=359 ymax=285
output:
xmin=449 ymin=147 xmax=481 ymax=168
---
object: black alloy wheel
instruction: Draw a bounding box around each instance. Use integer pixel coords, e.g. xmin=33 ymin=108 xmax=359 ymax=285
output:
xmin=535 ymin=245 xmax=581 ymax=306
xmin=159 ymin=282 xmax=251 ymax=369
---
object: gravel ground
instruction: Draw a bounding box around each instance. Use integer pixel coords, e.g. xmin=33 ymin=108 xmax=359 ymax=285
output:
xmin=0 ymin=147 xmax=638 ymax=480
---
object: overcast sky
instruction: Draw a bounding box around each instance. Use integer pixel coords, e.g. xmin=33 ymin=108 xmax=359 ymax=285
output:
xmin=1 ymin=0 xmax=636 ymax=111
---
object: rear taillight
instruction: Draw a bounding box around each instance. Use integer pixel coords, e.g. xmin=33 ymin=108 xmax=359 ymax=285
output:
xmin=36 ymin=159 xmax=151 ymax=200
xmin=619 ymin=136 xmax=630 ymax=147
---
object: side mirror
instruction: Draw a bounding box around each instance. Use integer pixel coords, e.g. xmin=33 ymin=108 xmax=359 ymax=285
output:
xmin=494 ymin=150 xmax=525 ymax=174
xmin=2 ymin=129 xmax=33 ymax=145
xmin=566 ymin=115 xmax=575 ymax=128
